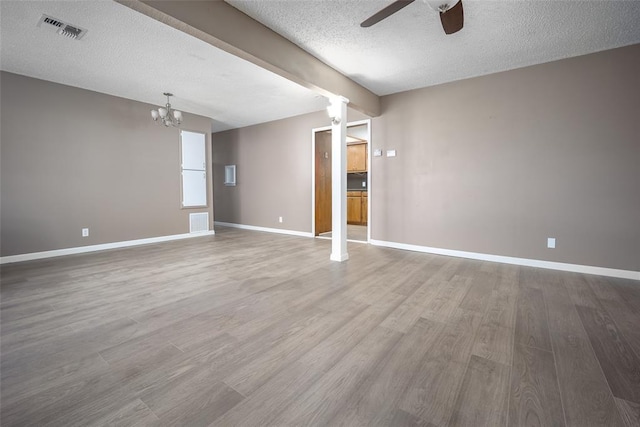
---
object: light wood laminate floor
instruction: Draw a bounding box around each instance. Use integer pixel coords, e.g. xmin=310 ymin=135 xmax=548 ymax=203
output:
xmin=1 ymin=227 xmax=639 ymax=426
xmin=318 ymin=224 xmax=368 ymax=242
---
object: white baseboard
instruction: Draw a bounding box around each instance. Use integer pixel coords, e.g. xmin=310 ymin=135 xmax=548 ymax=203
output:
xmin=370 ymin=239 xmax=639 ymax=281
xmin=0 ymin=231 xmax=216 ymax=265
xmin=214 ymin=221 xmax=314 ymax=238
xmin=5 ymin=225 xmax=634 ymax=281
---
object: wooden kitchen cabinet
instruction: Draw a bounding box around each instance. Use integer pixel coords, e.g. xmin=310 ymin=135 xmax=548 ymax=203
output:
xmin=362 ymin=192 xmax=368 ymax=225
xmin=347 ymin=192 xmax=362 ymax=224
xmin=347 ymin=190 xmax=367 ymax=225
xmin=347 ymin=143 xmax=367 ymax=172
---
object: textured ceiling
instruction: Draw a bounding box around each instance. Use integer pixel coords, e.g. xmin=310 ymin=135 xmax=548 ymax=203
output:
xmin=2 ymin=1 xmax=639 ymax=132
xmin=0 ymin=0 xmax=328 ymax=131
xmin=228 ymin=0 xmax=640 ymax=96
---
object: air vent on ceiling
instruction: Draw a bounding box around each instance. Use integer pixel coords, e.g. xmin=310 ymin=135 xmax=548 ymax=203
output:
xmin=37 ymin=14 xmax=87 ymax=40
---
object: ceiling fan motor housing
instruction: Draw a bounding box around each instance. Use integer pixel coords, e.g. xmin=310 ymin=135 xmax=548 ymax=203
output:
xmin=424 ymin=0 xmax=460 ymax=13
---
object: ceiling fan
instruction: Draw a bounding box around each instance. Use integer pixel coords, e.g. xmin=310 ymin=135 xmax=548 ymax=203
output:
xmin=361 ymin=0 xmax=464 ymax=35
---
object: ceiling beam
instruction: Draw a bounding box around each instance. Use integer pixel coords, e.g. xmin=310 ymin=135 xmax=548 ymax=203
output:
xmin=116 ymin=0 xmax=381 ymax=117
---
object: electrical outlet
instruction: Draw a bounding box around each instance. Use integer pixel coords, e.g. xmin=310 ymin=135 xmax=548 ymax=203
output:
xmin=362 ymin=181 xmax=366 ymax=187
xmin=547 ymin=237 xmax=556 ymax=249
xmin=82 ymin=228 xmax=89 ymax=237
xmin=279 ymin=216 xmax=283 ymax=223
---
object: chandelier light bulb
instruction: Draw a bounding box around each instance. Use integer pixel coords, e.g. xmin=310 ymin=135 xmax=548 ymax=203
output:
xmin=150 ymin=93 xmax=183 ymax=128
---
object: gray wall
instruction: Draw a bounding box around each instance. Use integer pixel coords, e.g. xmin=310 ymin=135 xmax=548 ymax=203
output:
xmin=212 ymin=109 xmax=368 ymax=233
xmin=1 ymin=72 xmax=213 ymax=257
xmin=213 ymin=44 xmax=640 ymax=272
xmin=371 ymin=44 xmax=640 ymax=271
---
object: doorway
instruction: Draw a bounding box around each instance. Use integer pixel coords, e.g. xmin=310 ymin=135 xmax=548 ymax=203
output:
xmin=312 ymin=119 xmax=371 ymax=243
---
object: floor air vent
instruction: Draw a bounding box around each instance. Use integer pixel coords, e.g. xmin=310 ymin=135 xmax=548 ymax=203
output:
xmin=37 ymin=14 xmax=87 ymax=40
xmin=189 ymin=213 xmax=209 ymax=233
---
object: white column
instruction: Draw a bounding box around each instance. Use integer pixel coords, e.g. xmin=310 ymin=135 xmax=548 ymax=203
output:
xmin=329 ymin=96 xmax=349 ymax=262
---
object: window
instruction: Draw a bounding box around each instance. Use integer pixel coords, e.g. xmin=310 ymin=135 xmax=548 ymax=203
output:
xmin=180 ymin=130 xmax=207 ymax=207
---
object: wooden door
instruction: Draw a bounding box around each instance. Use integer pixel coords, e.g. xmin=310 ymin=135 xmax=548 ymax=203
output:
xmin=315 ymin=131 xmax=332 ymax=235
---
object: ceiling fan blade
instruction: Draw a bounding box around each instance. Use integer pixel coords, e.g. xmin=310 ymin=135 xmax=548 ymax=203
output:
xmin=439 ymin=0 xmax=463 ymax=34
xmin=360 ymin=0 xmax=416 ymax=28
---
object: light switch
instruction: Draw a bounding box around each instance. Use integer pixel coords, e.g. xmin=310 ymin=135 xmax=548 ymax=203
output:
xmin=386 ymin=150 xmax=397 ymax=157
xmin=373 ymin=149 xmax=383 ymax=157
xmin=547 ymin=237 xmax=556 ymax=249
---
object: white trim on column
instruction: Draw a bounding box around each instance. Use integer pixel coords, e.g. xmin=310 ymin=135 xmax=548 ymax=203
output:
xmin=370 ymin=239 xmax=640 ymax=281
xmin=214 ymin=221 xmax=313 ymax=238
xmin=329 ymin=252 xmax=350 ymax=262
xmin=0 ymin=231 xmax=216 ymax=265
xmin=329 ymin=96 xmax=349 ymax=262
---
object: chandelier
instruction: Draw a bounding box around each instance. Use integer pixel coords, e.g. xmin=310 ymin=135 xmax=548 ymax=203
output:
xmin=151 ymin=92 xmax=183 ymax=127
